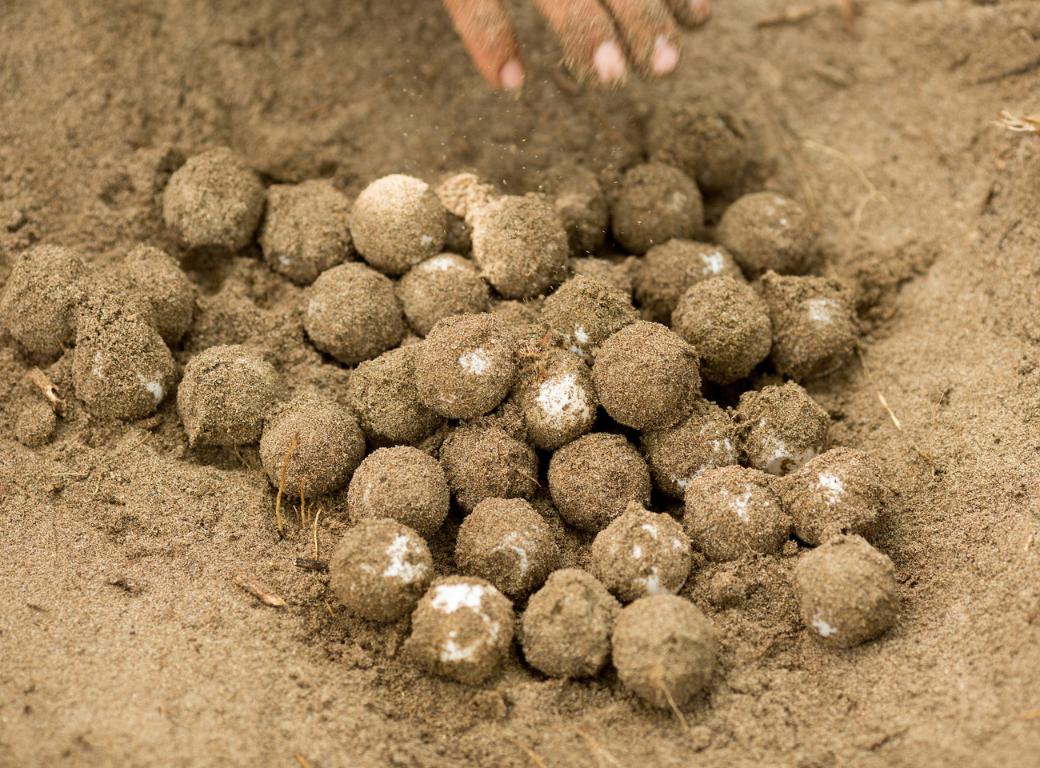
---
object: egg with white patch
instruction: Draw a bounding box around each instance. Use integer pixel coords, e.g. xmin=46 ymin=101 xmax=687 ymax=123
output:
xmin=72 ymin=286 xmax=175 ymax=421
xmin=329 ymin=519 xmax=433 ymax=622
xmin=455 ymin=498 xmax=559 ymax=599
xmin=641 ymin=398 xmax=738 ymax=499
xmin=779 ymin=446 xmax=892 ymax=545
xmin=793 ymin=534 xmax=899 ymax=648
xmin=682 ymin=466 xmax=791 ymax=562
xmin=404 ymin=576 xmax=515 ymax=685
xmin=591 ymin=502 xmax=692 ymax=603
xmin=415 ymin=313 xmax=518 ymax=419
xmin=734 ymin=381 xmax=830 ymax=476
xmin=515 ymin=349 xmax=598 ymax=450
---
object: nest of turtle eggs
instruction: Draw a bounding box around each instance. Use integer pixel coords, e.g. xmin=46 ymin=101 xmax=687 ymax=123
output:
xmin=1 ymin=102 xmax=900 ymax=710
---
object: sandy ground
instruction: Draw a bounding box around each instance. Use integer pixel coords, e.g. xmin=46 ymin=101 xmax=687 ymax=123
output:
xmin=2 ymin=0 xmax=1040 ymax=766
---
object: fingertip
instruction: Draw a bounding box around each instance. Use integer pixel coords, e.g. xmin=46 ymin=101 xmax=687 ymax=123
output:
xmin=500 ymin=57 xmax=525 ymax=90
xmin=442 ymin=0 xmax=522 ymax=89
xmin=663 ymin=0 xmax=711 ymax=29
xmin=594 ymin=40 xmax=628 ymax=85
xmin=650 ymin=35 xmax=679 ymax=76
xmin=689 ymin=0 xmax=711 ymax=26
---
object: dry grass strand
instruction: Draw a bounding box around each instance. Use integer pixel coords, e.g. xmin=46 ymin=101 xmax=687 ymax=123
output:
xmin=993 ymin=111 xmax=1040 ymax=133
xmin=275 ymin=432 xmax=299 ymax=539
xmin=502 ymin=734 xmax=549 ymax=768
xmin=577 ymin=727 xmax=623 ymax=768
xmin=650 ymin=666 xmax=689 ymax=732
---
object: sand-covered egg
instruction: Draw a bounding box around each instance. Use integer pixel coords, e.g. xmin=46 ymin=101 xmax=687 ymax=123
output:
xmin=672 ymin=275 xmax=773 ymax=385
xmin=114 ymin=245 xmax=196 ymax=345
xmin=649 ymin=101 xmax=749 ymax=192
xmin=612 ymin=595 xmax=716 ymax=708
xmin=470 ymin=195 xmax=568 ymax=299
xmin=734 ymin=382 xmax=830 ymax=476
xmin=716 ymin=192 xmax=815 ymax=278
xmin=415 ymin=313 xmax=517 ymax=419
xmin=569 ymin=257 xmax=633 ymax=296
xmin=16 ymin=402 xmax=56 ymax=448
xmin=682 ymin=466 xmax=791 ymax=561
xmin=591 ymin=503 xmax=692 ymax=603
xmin=593 ymin=322 xmax=700 ymax=431
xmin=540 ymin=275 xmax=638 ymax=361
xmin=347 ymin=346 xmax=445 ymax=448
xmin=611 ymin=163 xmax=703 ymax=255
xmin=455 ymin=498 xmax=559 ymax=599
xmin=304 ymin=262 xmax=404 ymax=366
xmin=541 ymin=161 xmax=609 ymax=254
xmin=162 ymin=147 xmax=265 ymax=251
xmin=760 ymin=272 xmax=858 ymax=382
xmin=350 ymin=174 xmax=447 ymax=276
xmin=793 ymin=535 xmax=899 ymax=648
xmin=521 ymin=569 xmax=620 ymax=679
xmin=779 ymin=447 xmax=891 ymax=546
xmin=72 ymin=290 xmax=175 ymax=421
xmin=347 ymin=446 xmax=450 ymax=539
xmin=177 ymin=344 xmax=279 ymax=446
xmin=440 ymin=425 xmax=539 ymax=513
xmin=329 ymin=519 xmax=433 ymax=622
xmin=259 ymin=398 xmax=365 ymax=498
xmin=1 ymin=244 xmax=89 ymax=358
xmin=259 ymin=179 xmax=354 ymax=285
xmin=405 ymin=576 xmax=515 ymax=685
xmin=396 ymin=253 xmax=490 ymax=336
xmin=548 ymin=432 xmax=652 ymax=532
xmin=514 ymin=349 xmax=598 ymax=450
xmin=641 ymin=399 xmax=739 ymax=500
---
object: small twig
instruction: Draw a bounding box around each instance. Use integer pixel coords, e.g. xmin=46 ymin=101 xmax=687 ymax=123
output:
xmin=992 ymin=110 xmax=1040 ymax=133
xmin=234 ymin=574 xmax=286 ymax=607
xmin=653 ymin=675 xmax=689 ymax=732
xmin=105 ymin=576 xmax=140 ymax=594
xmin=502 ymin=735 xmax=549 ymax=768
xmin=295 ymin=557 xmax=329 ymax=573
xmin=299 ymin=476 xmax=308 ymax=528
xmin=997 ymin=218 xmax=1022 ymax=252
xmin=324 ymin=598 xmax=335 ymax=616
xmin=29 ymin=367 xmax=65 ymax=416
xmin=232 ymin=445 xmax=249 ymax=470
xmin=857 ymin=345 xmax=937 ymax=468
xmin=591 ymin=109 xmax=625 ymax=145
xmin=313 ymin=506 xmax=322 ymax=561
xmin=756 ymin=4 xmax=818 ymax=27
xmin=577 ymin=727 xmax=623 ymax=768
xmin=977 ymin=57 xmax=1040 ymax=86
xmin=295 ymin=753 xmax=314 ymax=768
xmin=856 ymin=345 xmax=902 ymax=430
xmin=275 ymin=433 xmax=299 ymax=540
xmin=514 ymin=467 xmax=542 ymax=488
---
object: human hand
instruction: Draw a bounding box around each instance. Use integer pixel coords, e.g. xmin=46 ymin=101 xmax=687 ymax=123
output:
xmin=442 ymin=0 xmax=711 ymax=90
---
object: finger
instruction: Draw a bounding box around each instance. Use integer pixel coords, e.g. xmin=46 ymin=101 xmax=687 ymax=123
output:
xmin=531 ymin=0 xmax=628 ymax=87
xmin=442 ymin=0 xmax=526 ymax=90
xmin=661 ymin=0 xmax=711 ymax=27
xmin=600 ymin=0 xmax=681 ymax=78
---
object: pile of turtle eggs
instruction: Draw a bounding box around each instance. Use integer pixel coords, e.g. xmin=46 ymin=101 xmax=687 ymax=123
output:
xmin=1 ymin=103 xmax=900 ymax=709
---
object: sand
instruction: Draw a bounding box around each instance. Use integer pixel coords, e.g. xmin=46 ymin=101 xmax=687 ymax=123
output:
xmin=1 ymin=1 xmax=1040 ymax=766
